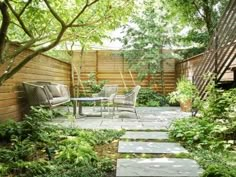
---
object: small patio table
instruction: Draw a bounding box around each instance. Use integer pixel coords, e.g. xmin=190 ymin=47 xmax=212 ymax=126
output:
xmin=70 ymin=97 xmax=108 ymax=118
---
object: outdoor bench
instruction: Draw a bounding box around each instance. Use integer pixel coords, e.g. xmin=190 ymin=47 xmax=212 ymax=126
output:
xmin=23 ymin=82 xmax=70 ymax=108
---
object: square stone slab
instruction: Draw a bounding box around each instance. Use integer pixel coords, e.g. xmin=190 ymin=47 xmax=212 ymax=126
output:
xmin=118 ymin=142 xmax=188 ymax=154
xmin=116 ymin=158 xmax=203 ymax=177
xmin=121 ymin=131 xmax=168 ymax=140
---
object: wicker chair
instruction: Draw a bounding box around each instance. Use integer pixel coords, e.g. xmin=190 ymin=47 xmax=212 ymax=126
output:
xmin=92 ymin=84 xmax=118 ymax=110
xmin=113 ymin=85 xmax=141 ymax=118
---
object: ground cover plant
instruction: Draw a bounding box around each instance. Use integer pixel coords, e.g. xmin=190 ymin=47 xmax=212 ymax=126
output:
xmin=137 ymin=88 xmax=167 ymax=107
xmin=169 ymin=84 xmax=236 ymax=177
xmin=0 ymin=107 xmax=125 ymax=177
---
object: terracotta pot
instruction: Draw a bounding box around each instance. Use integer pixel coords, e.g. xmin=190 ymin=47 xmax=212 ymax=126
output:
xmin=180 ymin=99 xmax=192 ymax=112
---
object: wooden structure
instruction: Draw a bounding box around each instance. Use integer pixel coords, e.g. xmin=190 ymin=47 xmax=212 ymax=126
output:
xmin=0 ymin=46 xmax=71 ymax=121
xmin=72 ymin=50 xmax=177 ymax=95
xmin=192 ymin=0 xmax=236 ymax=98
xmin=176 ymin=53 xmax=236 ymax=82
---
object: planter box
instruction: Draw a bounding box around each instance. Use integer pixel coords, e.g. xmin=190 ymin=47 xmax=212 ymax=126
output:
xmin=180 ymin=100 xmax=192 ymax=112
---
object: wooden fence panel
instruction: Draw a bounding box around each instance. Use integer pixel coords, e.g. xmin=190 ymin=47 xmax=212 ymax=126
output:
xmin=72 ymin=50 xmax=176 ymax=94
xmin=0 ymin=46 xmax=71 ymax=121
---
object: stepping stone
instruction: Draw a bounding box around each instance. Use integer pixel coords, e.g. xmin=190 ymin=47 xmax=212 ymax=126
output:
xmin=118 ymin=142 xmax=188 ymax=154
xmin=121 ymin=131 xmax=168 ymax=140
xmin=116 ymin=158 xmax=203 ymax=177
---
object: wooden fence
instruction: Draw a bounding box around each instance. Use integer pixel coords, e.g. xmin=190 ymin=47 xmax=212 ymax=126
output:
xmin=72 ymin=50 xmax=177 ymax=95
xmin=176 ymin=53 xmax=236 ymax=82
xmin=0 ymin=46 xmax=71 ymax=121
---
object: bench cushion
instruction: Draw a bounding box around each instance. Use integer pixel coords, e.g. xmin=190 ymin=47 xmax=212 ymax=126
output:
xmin=50 ymin=97 xmax=69 ymax=105
xmin=47 ymin=85 xmax=61 ymax=97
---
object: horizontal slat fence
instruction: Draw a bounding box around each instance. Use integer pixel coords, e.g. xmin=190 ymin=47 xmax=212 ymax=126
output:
xmin=176 ymin=53 xmax=236 ymax=82
xmin=0 ymin=45 xmax=71 ymax=121
xmin=72 ymin=50 xmax=176 ymax=95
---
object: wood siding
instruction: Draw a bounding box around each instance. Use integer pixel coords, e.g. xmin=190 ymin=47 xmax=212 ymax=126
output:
xmin=72 ymin=50 xmax=176 ymax=95
xmin=0 ymin=46 xmax=71 ymax=121
xmin=176 ymin=53 xmax=236 ymax=81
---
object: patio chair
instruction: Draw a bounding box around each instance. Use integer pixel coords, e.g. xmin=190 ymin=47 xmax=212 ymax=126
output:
xmin=113 ymin=85 xmax=141 ymax=119
xmin=92 ymin=84 xmax=118 ymax=111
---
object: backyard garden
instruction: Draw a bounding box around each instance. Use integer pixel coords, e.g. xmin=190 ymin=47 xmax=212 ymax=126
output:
xmin=0 ymin=0 xmax=236 ymax=176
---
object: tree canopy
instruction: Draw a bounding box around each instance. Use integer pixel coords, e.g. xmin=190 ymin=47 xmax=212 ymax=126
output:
xmin=120 ymin=0 xmax=176 ymax=83
xmin=0 ymin=0 xmax=134 ymax=85
xmin=165 ymin=0 xmax=229 ymax=58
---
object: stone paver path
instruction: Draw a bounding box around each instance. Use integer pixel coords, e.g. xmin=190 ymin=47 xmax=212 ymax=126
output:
xmin=118 ymin=141 xmax=188 ymax=154
xmin=121 ymin=131 xmax=168 ymax=140
xmin=116 ymin=158 xmax=203 ymax=177
xmin=116 ymin=130 xmax=203 ymax=176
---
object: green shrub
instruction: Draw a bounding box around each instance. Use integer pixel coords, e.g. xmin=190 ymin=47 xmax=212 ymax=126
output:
xmin=202 ymin=164 xmax=236 ymax=177
xmin=0 ymin=108 xmax=124 ymax=177
xmin=201 ymin=86 xmax=236 ymax=121
xmin=168 ymin=76 xmax=199 ymax=105
xmin=137 ymin=88 xmax=167 ymax=106
xmin=82 ymin=72 xmax=107 ymax=95
xmin=169 ymin=83 xmax=236 ymax=176
xmin=169 ymin=117 xmax=228 ymax=150
xmin=0 ymin=120 xmax=22 ymax=142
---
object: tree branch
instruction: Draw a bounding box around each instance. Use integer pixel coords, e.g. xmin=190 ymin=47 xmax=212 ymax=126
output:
xmin=7 ymin=38 xmax=37 ymax=59
xmin=192 ymin=0 xmax=206 ymax=19
xmin=0 ymin=27 xmax=67 ymax=85
xmin=5 ymin=0 xmax=33 ymax=38
xmin=0 ymin=1 xmax=10 ymax=64
xmin=19 ymin=0 xmax=32 ymax=17
xmin=67 ymin=0 xmax=99 ymax=27
xmin=69 ymin=18 xmax=103 ymax=27
xmin=43 ymin=0 xmax=65 ymax=26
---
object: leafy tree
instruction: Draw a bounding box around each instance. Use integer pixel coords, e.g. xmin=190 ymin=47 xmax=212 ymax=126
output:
xmin=0 ymin=0 xmax=134 ymax=85
xmin=120 ymin=0 xmax=176 ymax=84
xmin=165 ymin=0 xmax=229 ymax=58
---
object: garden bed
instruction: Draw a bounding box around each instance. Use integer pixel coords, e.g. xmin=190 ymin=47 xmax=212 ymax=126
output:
xmin=0 ymin=107 xmax=124 ymax=177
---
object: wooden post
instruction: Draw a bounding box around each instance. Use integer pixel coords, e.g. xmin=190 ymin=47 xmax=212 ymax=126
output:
xmin=96 ymin=51 xmax=99 ymax=84
xmin=129 ymin=70 xmax=136 ymax=86
xmin=120 ymin=71 xmax=128 ymax=92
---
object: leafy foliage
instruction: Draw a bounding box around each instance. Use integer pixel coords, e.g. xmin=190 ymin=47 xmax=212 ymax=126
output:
xmin=137 ymin=88 xmax=167 ymax=107
xmin=169 ymin=84 xmax=236 ymax=175
xmin=202 ymin=164 xmax=236 ymax=177
xmin=120 ymin=0 xmax=177 ymax=83
xmin=168 ymin=76 xmax=199 ymax=104
xmin=82 ymin=72 xmax=107 ymax=95
xmin=0 ymin=107 xmax=124 ymax=177
xmin=0 ymin=0 xmax=134 ymax=85
xmin=164 ymin=0 xmax=229 ymax=58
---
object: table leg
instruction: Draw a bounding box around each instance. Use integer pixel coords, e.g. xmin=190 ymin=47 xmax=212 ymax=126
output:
xmin=72 ymin=100 xmax=77 ymax=116
xmin=100 ymin=100 xmax=103 ymax=117
xmin=78 ymin=101 xmax=82 ymax=115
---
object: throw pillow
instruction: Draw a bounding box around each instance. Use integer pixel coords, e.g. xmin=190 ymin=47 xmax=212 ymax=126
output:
xmin=47 ymin=85 xmax=61 ymax=97
xmin=34 ymin=87 xmax=48 ymax=105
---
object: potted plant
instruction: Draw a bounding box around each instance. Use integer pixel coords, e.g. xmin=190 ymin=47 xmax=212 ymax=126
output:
xmin=168 ymin=76 xmax=198 ymax=112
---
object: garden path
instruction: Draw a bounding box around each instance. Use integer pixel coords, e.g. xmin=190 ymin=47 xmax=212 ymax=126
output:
xmin=52 ymin=107 xmax=203 ymax=176
xmin=116 ymin=131 xmax=203 ymax=177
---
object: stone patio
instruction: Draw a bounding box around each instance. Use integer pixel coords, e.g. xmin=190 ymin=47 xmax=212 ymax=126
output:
xmin=51 ymin=107 xmax=191 ymax=130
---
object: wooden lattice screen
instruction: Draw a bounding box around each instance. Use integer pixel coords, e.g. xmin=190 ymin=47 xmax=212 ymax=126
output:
xmin=193 ymin=0 xmax=236 ymax=98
